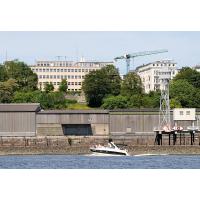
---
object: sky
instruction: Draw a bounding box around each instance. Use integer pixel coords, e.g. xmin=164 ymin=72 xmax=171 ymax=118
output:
xmin=0 ymin=31 xmax=199 ymax=74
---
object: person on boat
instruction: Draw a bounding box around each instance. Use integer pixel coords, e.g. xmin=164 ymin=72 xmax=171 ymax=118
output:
xmin=108 ymin=138 xmax=116 ymax=148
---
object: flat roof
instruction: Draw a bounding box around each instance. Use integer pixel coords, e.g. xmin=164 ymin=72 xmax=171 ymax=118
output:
xmin=0 ymin=103 xmax=41 ymax=112
xmin=38 ymin=110 xmax=109 ymax=114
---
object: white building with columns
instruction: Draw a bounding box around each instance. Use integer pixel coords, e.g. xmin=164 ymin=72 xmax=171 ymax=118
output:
xmin=135 ymin=60 xmax=178 ymax=93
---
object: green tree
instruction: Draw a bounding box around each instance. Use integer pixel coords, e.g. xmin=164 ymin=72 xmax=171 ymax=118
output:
xmin=4 ymin=60 xmax=38 ymax=91
xmin=174 ymin=67 xmax=200 ymax=88
xmin=39 ymin=92 xmax=67 ymax=109
xmin=101 ymin=65 xmax=121 ymax=96
xmin=102 ymin=95 xmax=128 ymax=109
xmin=59 ymin=79 xmax=68 ymax=93
xmin=170 ymin=98 xmax=182 ymax=109
xmin=121 ymin=72 xmax=143 ymax=97
xmin=0 ymin=66 xmax=8 ymax=81
xmin=82 ymin=65 xmax=121 ymax=107
xmin=0 ymin=79 xmax=18 ymax=103
xmin=13 ymin=90 xmax=41 ymax=103
xmin=44 ymin=82 xmax=54 ymax=93
xmin=169 ymin=79 xmax=196 ymax=107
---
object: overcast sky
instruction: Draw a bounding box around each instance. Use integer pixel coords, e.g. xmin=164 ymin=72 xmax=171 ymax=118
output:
xmin=0 ymin=31 xmax=199 ymax=74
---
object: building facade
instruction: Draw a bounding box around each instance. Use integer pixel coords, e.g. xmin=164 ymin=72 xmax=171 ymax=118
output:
xmin=31 ymin=60 xmax=113 ymax=91
xmin=135 ymin=60 xmax=178 ymax=93
xmin=193 ymin=65 xmax=200 ymax=72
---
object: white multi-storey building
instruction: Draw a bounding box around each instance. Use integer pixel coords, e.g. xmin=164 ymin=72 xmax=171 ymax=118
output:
xmin=31 ymin=60 xmax=113 ymax=91
xmin=193 ymin=65 xmax=200 ymax=72
xmin=135 ymin=60 xmax=178 ymax=93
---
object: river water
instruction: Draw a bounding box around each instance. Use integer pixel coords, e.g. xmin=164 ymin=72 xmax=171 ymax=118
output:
xmin=0 ymin=154 xmax=200 ymax=168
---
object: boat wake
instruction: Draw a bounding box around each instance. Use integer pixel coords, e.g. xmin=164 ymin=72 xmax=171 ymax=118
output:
xmin=134 ymin=153 xmax=168 ymax=156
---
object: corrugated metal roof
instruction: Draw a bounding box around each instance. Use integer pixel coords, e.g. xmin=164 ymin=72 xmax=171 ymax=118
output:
xmin=0 ymin=103 xmax=41 ymax=112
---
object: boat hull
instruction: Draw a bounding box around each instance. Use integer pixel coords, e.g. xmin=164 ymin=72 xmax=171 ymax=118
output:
xmin=90 ymin=148 xmax=128 ymax=156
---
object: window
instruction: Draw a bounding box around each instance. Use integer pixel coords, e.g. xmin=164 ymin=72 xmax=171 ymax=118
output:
xmin=61 ymin=75 xmax=63 ymax=79
xmin=57 ymin=75 xmax=60 ymax=79
xmin=36 ymin=69 xmax=38 ymax=72
xmin=186 ymin=111 xmax=190 ymax=115
xmin=75 ymin=76 xmax=77 ymax=79
xmin=54 ymin=75 xmax=56 ymax=79
xmin=68 ymin=75 xmax=71 ymax=79
xmin=85 ymin=69 xmax=88 ymax=72
xmin=68 ymin=82 xmax=71 ymax=85
xmin=39 ymin=75 xmax=42 ymax=79
xmin=50 ymin=75 xmax=53 ymax=79
xmin=71 ymin=82 xmax=74 ymax=85
xmin=82 ymin=76 xmax=85 ymax=79
xmin=78 ymin=76 xmax=81 ymax=79
xmin=46 ymin=75 xmax=49 ymax=79
xmin=64 ymin=69 xmax=67 ymax=72
xmin=57 ymin=69 xmax=60 ymax=72
xmin=71 ymin=69 xmax=74 ymax=72
xmin=180 ymin=111 xmax=184 ymax=115
xmin=78 ymin=82 xmax=81 ymax=85
xmin=71 ymin=76 xmax=74 ymax=79
xmin=39 ymin=69 xmax=42 ymax=72
xmin=68 ymin=69 xmax=70 ymax=72
xmin=64 ymin=75 xmax=67 ymax=79
xmin=78 ymin=69 xmax=81 ymax=72
xmin=75 ymin=82 xmax=77 ymax=85
xmin=75 ymin=69 xmax=77 ymax=72
xmin=54 ymin=69 xmax=56 ymax=72
xmin=82 ymin=69 xmax=85 ymax=72
xmin=53 ymin=82 xmax=56 ymax=85
xmin=43 ymin=75 xmax=46 ymax=78
xmin=46 ymin=69 xmax=49 ymax=72
xmin=50 ymin=69 xmax=53 ymax=72
xmin=57 ymin=82 xmax=60 ymax=85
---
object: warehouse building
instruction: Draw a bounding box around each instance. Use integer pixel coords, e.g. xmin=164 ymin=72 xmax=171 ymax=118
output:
xmin=0 ymin=103 xmax=41 ymax=136
xmin=0 ymin=104 xmax=109 ymax=137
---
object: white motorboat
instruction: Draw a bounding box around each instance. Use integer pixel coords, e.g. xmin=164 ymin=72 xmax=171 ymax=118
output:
xmin=90 ymin=141 xmax=129 ymax=156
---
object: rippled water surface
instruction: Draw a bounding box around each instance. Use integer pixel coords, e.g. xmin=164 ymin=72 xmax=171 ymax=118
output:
xmin=1 ymin=154 xmax=200 ymax=169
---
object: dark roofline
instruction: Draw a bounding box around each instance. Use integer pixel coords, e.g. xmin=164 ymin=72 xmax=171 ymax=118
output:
xmin=0 ymin=103 xmax=41 ymax=112
xmin=135 ymin=60 xmax=177 ymax=71
xmin=38 ymin=110 xmax=109 ymax=114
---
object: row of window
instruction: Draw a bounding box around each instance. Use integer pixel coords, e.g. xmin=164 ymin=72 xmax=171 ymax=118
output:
xmin=39 ymin=82 xmax=82 ymax=86
xmin=154 ymin=71 xmax=175 ymax=75
xmin=153 ymin=63 xmax=175 ymax=67
xmin=37 ymin=62 xmax=73 ymax=67
xmin=37 ymin=62 xmax=102 ymax=67
xmin=32 ymin=68 xmax=96 ymax=73
xmin=38 ymin=75 xmax=84 ymax=79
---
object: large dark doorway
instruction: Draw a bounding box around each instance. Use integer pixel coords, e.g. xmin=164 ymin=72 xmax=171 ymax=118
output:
xmin=62 ymin=124 xmax=93 ymax=136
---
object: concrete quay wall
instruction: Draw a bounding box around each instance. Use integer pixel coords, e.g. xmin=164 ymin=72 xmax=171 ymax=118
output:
xmin=0 ymin=134 xmax=200 ymax=156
